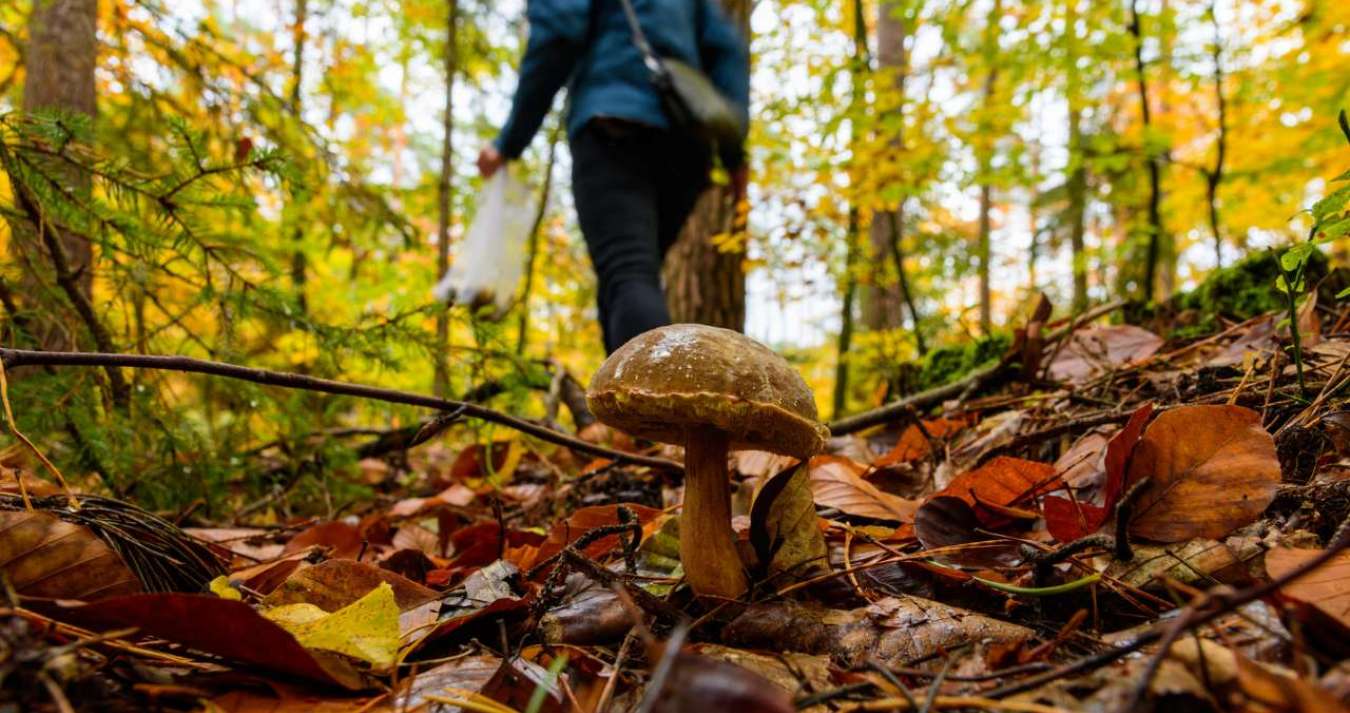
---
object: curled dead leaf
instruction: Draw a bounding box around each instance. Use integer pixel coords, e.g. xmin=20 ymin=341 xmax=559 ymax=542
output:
xmin=808 ymin=455 xmax=917 ymax=522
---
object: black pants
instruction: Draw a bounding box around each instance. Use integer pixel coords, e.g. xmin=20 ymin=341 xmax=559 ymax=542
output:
xmin=571 ymin=120 xmax=710 ymax=354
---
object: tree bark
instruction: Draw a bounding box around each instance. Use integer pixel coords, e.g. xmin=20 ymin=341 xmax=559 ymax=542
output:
xmin=22 ymin=0 xmax=97 ymax=301
xmin=1129 ymin=0 xmax=1166 ymax=302
xmin=975 ymin=0 xmax=1001 ymax=336
xmin=661 ymin=0 xmax=750 ymax=331
xmin=1067 ymin=104 xmax=1089 ymax=313
xmin=861 ymin=0 xmax=910 ymax=333
xmin=1206 ymin=0 xmax=1227 ymax=269
xmin=434 ymin=0 xmax=458 ymax=397
xmin=288 ymin=0 xmax=310 ymax=314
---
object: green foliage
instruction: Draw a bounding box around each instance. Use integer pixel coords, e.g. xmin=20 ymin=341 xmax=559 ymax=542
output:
xmin=914 ymin=333 xmax=1011 ymax=393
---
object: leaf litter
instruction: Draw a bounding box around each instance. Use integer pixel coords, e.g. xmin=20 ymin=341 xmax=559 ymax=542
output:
xmin=4 ymin=295 xmax=1350 ymax=712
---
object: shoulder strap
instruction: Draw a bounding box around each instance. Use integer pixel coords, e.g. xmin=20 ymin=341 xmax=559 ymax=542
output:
xmin=616 ymin=0 xmax=666 ymax=76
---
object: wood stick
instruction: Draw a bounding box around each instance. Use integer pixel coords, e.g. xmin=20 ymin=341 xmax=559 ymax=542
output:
xmin=0 ymin=348 xmax=682 ymax=471
xmin=829 ymin=300 xmax=1126 ymax=435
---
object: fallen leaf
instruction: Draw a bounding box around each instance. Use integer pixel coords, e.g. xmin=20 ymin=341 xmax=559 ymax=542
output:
xmin=35 ymin=594 xmax=365 ymax=688
xmin=921 ymin=456 xmax=1055 ymax=532
xmin=876 ymin=417 xmax=971 ymax=466
xmin=529 ymin=503 xmax=663 ymax=573
xmin=1046 ymin=324 xmax=1164 ymax=382
xmin=262 ymin=582 xmax=401 ymax=668
xmin=283 ymin=521 xmax=363 ymax=560
xmin=808 ymin=455 xmax=917 ymax=522
xmin=1235 ymin=649 xmax=1348 ymax=712
xmin=0 ymin=509 xmax=141 ymax=600
xmin=689 ymin=645 xmax=835 ymax=713
xmin=389 ymin=483 xmax=476 ymax=518
xmin=749 ymin=462 xmax=829 ymax=583
xmin=262 ymin=558 xmax=438 ymax=612
xmin=1265 ymin=547 xmax=1350 ymax=630
xmin=648 ymin=651 xmax=794 ymax=713
xmin=913 ymin=495 xmax=982 ymax=550
xmin=1126 ymin=405 xmax=1280 ymax=542
xmin=1043 ymin=403 xmax=1154 ymax=542
xmin=391 ymin=654 xmax=503 ymax=710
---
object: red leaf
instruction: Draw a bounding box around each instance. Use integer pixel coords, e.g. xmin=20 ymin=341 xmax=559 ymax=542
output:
xmin=283 ymin=522 xmax=363 ymax=560
xmin=35 ymin=594 xmax=362 ymax=688
xmin=529 ymin=503 xmax=664 ymax=573
xmin=1043 ymin=403 xmax=1154 ymax=542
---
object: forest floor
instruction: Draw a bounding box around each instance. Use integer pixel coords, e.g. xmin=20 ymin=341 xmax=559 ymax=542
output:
xmin=3 ymin=282 xmax=1350 ymax=713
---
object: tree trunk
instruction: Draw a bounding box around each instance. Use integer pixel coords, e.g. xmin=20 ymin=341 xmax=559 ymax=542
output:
xmin=975 ymin=0 xmax=1000 ymax=336
xmin=864 ymin=0 xmax=924 ymax=356
xmin=434 ymin=0 xmax=458 ymax=397
xmin=1064 ymin=0 xmax=1088 ymax=313
xmin=1067 ymin=104 xmax=1089 ymax=313
xmin=288 ymin=0 xmax=310 ymax=314
xmin=861 ymin=0 xmax=910 ymax=333
xmin=661 ymin=0 xmax=750 ymax=330
xmin=834 ymin=0 xmax=869 ymax=416
xmin=1206 ymin=0 xmax=1227 ymax=269
xmin=22 ymin=0 xmax=96 ymax=302
xmin=1129 ymin=0 xmax=1166 ymax=302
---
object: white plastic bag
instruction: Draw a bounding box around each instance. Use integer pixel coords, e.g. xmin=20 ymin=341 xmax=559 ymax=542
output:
xmin=432 ymin=170 xmax=534 ymax=319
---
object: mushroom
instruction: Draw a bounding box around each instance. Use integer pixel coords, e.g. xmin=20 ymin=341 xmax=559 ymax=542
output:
xmin=587 ymin=324 xmax=829 ymax=599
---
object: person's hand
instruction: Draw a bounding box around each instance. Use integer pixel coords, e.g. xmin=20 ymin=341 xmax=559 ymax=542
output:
xmin=477 ymin=145 xmax=505 ymax=178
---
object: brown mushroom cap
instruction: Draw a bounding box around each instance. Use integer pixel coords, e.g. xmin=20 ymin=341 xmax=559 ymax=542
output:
xmin=587 ymin=324 xmax=829 ymax=459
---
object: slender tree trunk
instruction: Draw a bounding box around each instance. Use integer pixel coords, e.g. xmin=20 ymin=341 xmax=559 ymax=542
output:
xmin=22 ymin=0 xmax=96 ymax=301
xmin=864 ymin=0 xmax=925 ymax=356
xmin=886 ymin=211 xmax=925 ymax=354
xmin=288 ymin=0 xmax=310 ymax=314
xmin=1206 ymin=0 xmax=1227 ymax=269
xmin=975 ymin=0 xmax=1000 ymax=335
xmin=662 ymin=0 xmax=750 ymax=330
xmin=434 ymin=0 xmax=459 ymax=397
xmin=1129 ymin=0 xmax=1165 ymax=302
xmin=1067 ymin=105 xmax=1089 ymax=313
xmin=834 ymin=211 xmax=859 ymax=417
xmin=862 ymin=0 xmax=911 ymax=333
xmin=1063 ymin=0 xmax=1088 ymax=313
xmin=834 ymin=0 xmax=869 ymax=416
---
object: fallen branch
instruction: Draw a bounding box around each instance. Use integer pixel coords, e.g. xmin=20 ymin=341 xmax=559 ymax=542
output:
xmin=829 ymin=300 xmax=1127 ymax=435
xmin=0 ymin=348 xmax=682 ymax=471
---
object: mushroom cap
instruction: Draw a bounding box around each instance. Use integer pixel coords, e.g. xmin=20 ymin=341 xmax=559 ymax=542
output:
xmin=586 ymin=324 xmax=829 ymax=458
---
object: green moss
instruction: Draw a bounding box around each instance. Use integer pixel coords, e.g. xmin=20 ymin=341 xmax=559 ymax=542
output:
xmin=914 ymin=333 xmax=1011 ymax=392
xmin=1172 ymin=250 xmax=1329 ymax=330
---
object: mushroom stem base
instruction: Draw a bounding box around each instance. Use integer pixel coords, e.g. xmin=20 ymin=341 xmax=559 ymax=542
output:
xmin=680 ymin=428 xmax=748 ymax=599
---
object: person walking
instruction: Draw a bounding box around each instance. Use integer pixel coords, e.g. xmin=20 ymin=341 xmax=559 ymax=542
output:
xmin=477 ymin=0 xmax=750 ymax=354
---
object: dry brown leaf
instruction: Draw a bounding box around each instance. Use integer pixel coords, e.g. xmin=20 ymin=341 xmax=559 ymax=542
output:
xmin=1046 ymin=324 xmax=1164 ymax=382
xmin=876 ymin=416 xmax=971 ymax=466
xmin=262 ymin=558 xmax=439 ymax=613
xmin=0 ymin=509 xmax=141 ymax=600
xmin=808 ymin=455 xmax=917 ymax=522
xmin=1265 ymin=547 xmax=1350 ymax=629
xmin=1126 ymin=405 xmax=1280 ymax=542
xmin=750 ymin=462 xmax=829 ymax=583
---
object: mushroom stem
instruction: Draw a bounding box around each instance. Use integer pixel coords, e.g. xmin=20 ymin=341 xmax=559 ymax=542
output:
xmin=680 ymin=427 xmax=748 ymax=599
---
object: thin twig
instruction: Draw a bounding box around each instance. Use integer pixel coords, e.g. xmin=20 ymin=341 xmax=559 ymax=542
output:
xmin=0 ymin=348 xmax=681 ymax=471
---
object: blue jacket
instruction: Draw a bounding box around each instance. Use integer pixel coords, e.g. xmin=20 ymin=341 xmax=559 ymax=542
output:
xmin=494 ymin=0 xmax=750 ymax=163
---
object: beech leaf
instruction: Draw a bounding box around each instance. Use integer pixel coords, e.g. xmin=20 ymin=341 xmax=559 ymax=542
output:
xmin=1126 ymin=405 xmax=1280 ymax=542
xmin=0 ymin=509 xmax=141 ymax=601
xmin=808 ymin=455 xmax=917 ymax=522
